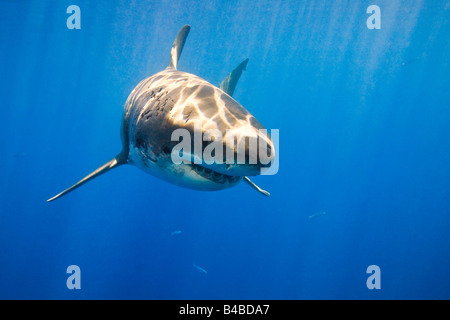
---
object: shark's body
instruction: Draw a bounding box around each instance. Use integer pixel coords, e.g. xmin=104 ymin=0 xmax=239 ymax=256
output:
xmin=47 ymin=25 xmax=273 ymax=202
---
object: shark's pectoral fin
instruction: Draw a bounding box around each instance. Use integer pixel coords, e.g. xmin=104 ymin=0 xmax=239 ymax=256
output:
xmin=46 ymin=151 xmax=128 ymax=202
xmin=243 ymin=176 xmax=270 ymax=197
xmin=219 ymin=58 xmax=249 ymax=96
xmin=168 ymin=25 xmax=191 ymax=70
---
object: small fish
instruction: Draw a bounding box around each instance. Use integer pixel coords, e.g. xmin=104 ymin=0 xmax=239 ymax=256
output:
xmin=171 ymin=230 xmax=182 ymax=236
xmin=308 ymin=211 xmax=326 ymax=219
xmin=193 ymin=263 xmax=207 ymax=274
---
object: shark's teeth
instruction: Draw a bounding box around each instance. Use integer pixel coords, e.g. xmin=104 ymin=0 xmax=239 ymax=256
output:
xmin=191 ymin=164 xmax=239 ymax=184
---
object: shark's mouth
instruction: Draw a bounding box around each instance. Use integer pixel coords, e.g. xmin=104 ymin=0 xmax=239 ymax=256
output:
xmin=190 ymin=163 xmax=241 ymax=184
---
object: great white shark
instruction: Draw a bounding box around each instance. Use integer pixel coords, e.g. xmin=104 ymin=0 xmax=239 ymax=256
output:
xmin=47 ymin=25 xmax=274 ymax=202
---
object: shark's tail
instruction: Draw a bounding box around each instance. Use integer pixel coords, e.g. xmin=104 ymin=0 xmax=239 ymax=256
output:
xmin=46 ymin=151 xmax=127 ymax=202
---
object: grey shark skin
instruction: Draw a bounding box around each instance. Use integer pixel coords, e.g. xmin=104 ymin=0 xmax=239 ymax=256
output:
xmin=47 ymin=25 xmax=274 ymax=202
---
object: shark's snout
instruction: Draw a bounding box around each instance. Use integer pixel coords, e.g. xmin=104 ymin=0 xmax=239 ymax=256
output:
xmin=199 ymin=127 xmax=275 ymax=177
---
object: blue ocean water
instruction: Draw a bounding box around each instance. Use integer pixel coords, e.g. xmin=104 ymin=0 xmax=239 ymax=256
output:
xmin=0 ymin=0 xmax=449 ymax=300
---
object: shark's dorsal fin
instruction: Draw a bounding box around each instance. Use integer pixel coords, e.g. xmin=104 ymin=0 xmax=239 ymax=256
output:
xmin=47 ymin=151 xmax=128 ymax=202
xmin=168 ymin=25 xmax=191 ymax=70
xmin=219 ymin=58 xmax=249 ymax=96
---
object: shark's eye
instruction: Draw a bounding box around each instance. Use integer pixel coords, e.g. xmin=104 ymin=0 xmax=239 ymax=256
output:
xmin=136 ymin=136 xmax=146 ymax=148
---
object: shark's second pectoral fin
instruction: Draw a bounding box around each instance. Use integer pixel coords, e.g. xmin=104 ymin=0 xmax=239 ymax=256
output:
xmin=244 ymin=176 xmax=270 ymax=197
xmin=219 ymin=58 xmax=249 ymax=96
xmin=46 ymin=151 xmax=128 ymax=202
